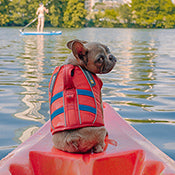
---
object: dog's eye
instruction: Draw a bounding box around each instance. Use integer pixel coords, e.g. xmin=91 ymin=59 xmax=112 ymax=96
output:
xmin=97 ymin=57 xmax=104 ymax=63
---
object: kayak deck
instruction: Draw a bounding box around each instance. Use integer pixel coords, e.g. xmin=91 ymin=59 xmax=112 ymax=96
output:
xmin=20 ymin=31 xmax=62 ymax=36
xmin=0 ymin=102 xmax=175 ymax=175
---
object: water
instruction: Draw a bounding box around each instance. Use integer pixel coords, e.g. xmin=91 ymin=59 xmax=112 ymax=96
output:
xmin=0 ymin=27 xmax=175 ymax=160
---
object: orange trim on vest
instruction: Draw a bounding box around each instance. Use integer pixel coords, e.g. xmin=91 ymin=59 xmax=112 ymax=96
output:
xmin=49 ymin=65 xmax=104 ymax=135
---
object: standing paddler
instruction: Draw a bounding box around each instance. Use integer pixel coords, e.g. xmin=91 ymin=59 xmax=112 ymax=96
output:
xmin=36 ymin=2 xmax=49 ymax=32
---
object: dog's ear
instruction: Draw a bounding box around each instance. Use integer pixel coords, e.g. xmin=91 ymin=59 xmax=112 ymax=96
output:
xmin=67 ymin=40 xmax=74 ymax=50
xmin=67 ymin=39 xmax=88 ymax=50
xmin=67 ymin=40 xmax=88 ymax=62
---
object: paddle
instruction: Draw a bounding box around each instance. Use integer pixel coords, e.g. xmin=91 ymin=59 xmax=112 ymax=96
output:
xmin=19 ymin=17 xmax=38 ymax=32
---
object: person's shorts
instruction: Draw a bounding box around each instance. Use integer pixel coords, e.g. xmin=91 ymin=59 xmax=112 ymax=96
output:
xmin=38 ymin=15 xmax=44 ymax=18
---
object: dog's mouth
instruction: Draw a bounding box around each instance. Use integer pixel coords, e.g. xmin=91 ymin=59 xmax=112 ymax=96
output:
xmin=100 ymin=62 xmax=116 ymax=74
xmin=100 ymin=55 xmax=117 ymax=74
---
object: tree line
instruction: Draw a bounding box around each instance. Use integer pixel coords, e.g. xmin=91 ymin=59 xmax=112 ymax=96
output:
xmin=0 ymin=0 xmax=175 ymax=28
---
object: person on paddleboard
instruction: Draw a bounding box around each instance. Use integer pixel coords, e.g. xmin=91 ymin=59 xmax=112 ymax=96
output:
xmin=36 ymin=2 xmax=49 ymax=32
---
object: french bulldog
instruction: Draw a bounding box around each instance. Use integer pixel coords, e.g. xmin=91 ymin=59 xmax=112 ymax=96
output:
xmin=51 ymin=39 xmax=116 ymax=153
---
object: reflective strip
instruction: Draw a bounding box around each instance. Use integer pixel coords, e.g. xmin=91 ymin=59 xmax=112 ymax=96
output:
xmin=49 ymin=66 xmax=62 ymax=130
xmin=51 ymin=107 xmax=64 ymax=120
xmin=76 ymin=90 xmax=81 ymax=124
xmin=49 ymin=66 xmax=62 ymax=93
xmin=49 ymin=72 xmax=57 ymax=93
xmin=81 ymin=68 xmax=96 ymax=87
xmin=77 ymin=89 xmax=94 ymax=98
xmin=79 ymin=105 xmax=96 ymax=114
xmin=51 ymin=91 xmax=63 ymax=104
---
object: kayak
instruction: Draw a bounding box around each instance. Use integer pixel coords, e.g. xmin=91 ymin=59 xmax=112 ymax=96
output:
xmin=20 ymin=31 xmax=62 ymax=36
xmin=0 ymin=102 xmax=175 ymax=175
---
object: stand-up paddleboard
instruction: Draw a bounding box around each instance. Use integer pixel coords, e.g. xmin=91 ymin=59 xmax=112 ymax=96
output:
xmin=20 ymin=31 xmax=62 ymax=36
xmin=0 ymin=102 xmax=175 ymax=175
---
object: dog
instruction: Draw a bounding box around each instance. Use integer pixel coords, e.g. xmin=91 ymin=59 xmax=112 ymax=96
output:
xmin=49 ymin=39 xmax=116 ymax=153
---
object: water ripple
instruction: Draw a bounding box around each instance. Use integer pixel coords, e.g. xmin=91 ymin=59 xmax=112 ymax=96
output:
xmin=0 ymin=27 xmax=175 ymax=160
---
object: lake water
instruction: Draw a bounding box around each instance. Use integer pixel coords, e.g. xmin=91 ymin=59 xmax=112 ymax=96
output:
xmin=0 ymin=27 xmax=175 ymax=161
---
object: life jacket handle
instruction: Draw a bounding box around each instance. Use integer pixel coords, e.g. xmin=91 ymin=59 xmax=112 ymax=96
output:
xmin=63 ymin=65 xmax=75 ymax=90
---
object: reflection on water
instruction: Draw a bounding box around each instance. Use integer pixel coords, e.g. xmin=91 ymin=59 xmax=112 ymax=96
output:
xmin=15 ymin=35 xmax=45 ymax=123
xmin=101 ymin=29 xmax=158 ymax=113
xmin=0 ymin=28 xmax=175 ymax=160
xmin=118 ymin=39 xmax=157 ymax=111
xmin=11 ymin=33 xmax=68 ymax=143
xmin=16 ymin=126 xmax=39 ymax=143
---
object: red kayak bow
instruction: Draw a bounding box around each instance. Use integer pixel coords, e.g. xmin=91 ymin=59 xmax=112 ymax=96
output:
xmin=0 ymin=103 xmax=175 ymax=175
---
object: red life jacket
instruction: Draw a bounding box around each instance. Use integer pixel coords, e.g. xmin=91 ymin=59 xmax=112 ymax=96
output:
xmin=49 ymin=64 xmax=104 ymax=135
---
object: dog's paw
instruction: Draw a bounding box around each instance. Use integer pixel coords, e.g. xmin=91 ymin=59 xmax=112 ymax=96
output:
xmin=66 ymin=135 xmax=81 ymax=152
xmin=93 ymin=143 xmax=104 ymax=153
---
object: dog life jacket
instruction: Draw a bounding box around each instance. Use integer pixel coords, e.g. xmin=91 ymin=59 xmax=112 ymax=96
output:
xmin=49 ymin=64 xmax=104 ymax=135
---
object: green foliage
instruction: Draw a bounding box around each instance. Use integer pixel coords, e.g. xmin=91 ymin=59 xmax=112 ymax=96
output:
xmin=93 ymin=11 xmax=104 ymax=27
xmin=0 ymin=0 xmax=10 ymax=26
xmin=1 ymin=0 xmax=175 ymax=28
xmin=92 ymin=9 xmax=119 ymax=27
xmin=63 ymin=0 xmax=87 ymax=28
xmin=48 ymin=0 xmax=68 ymax=27
xmin=119 ymin=4 xmax=132 ymax=25
xmin=105 ymin=9 xmax=118 ymax=20
xmin=131 ymin=0 xmax=175 ymax=28
xmin=9 ymin=0 xmax=39 ymax=26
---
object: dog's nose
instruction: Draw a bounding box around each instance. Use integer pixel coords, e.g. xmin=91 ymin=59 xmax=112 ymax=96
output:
xmin=109 ymin=54 xmax=117 ymax=62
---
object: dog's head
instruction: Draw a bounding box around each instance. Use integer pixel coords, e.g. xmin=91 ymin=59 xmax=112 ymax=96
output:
xmin=66 ymin=39 xmax=117 ymax=74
